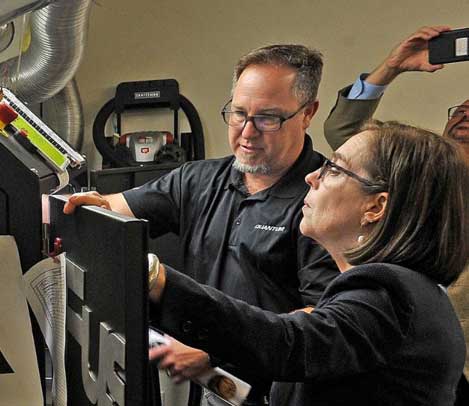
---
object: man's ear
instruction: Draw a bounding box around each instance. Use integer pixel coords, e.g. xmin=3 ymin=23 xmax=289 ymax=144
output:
xmin=362 ymin=192 xmax=388 ymax=224
xmin=302 ymin=100 xmax=319 ymax=130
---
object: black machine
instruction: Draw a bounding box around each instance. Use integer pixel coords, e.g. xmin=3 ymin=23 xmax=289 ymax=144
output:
xmin=0 ymin=86 xmax=86 ymax=269
xmin=0 ymin=87 xmax=169 ymax=405
xmin=49 ymin=196 xmax=160 ymax=406
xmin=0 ymin=87 xmax=87 ymax=404
xmin=93 ymin=79 xmax=205 ymax=169
xmin=0 ymin=121 xmax=59 ymax=402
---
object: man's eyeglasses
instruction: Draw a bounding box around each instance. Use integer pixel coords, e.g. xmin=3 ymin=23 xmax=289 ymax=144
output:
xmin=221 ymin=100 xmax=309 ymax=132
xmin=318 ymin=159 xmax=382 ymax=189
xmin=448 ymin=105 xmax=469 ymax=121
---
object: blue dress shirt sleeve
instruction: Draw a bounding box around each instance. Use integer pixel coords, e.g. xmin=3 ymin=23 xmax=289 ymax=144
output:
xmin=347 ymin=73 xmax=387 ymax=100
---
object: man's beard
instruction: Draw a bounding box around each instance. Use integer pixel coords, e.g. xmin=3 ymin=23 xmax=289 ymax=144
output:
xmin=233 ymin=158 xmax=271 ymax=175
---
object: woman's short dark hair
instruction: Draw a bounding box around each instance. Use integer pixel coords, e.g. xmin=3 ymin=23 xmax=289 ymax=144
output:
xmin=233 ymin=44 xmax=323 ymax=105
xmin=346 ymin=121 xmax=469 ymax=286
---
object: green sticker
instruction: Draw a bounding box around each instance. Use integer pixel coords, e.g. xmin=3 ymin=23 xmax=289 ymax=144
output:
xmin=12 ymin=116 xmax=67 ymax=170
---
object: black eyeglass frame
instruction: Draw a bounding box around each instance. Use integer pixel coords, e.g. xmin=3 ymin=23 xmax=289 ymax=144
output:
xmin=448 ymin=105 xmax=469 ymax=121
xmin=318 ymin=159 xmax=383 ymax=189
xmin=220 ymin=100 xmax=310 ymax=132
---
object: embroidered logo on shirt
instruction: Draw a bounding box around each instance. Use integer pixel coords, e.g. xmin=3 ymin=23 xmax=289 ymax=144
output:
xmin=254 ymin=224 xmax=286 ymax=232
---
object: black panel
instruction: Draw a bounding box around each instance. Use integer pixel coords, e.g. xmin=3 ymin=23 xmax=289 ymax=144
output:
xmin=0 ymin=188 xmax=8 ymax=235
xmin=0 ymin=132 xmax=60 ymax=403
xmin=49 ymin=196 xmax=153 ymax=405
xmin=90 ymin=164 xmax=180 ymax=194
xmin=90 ymin=164 xmax=183 ymax=271
xmin=0 ymin=134 xmax=58 ymax=271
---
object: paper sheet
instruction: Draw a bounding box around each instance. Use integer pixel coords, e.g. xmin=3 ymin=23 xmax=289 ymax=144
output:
xmin=0 ymin=236 xmax=43 ymax=406
xmin=195 ymin=367 xmax=251 ymax=406
xmin=149 ymin=329 xmax=251 ymax=406
xmin=55 ymin=170 xmax=70 ymax=193
xmin=23 ymin=254 xmax=67 ymax=406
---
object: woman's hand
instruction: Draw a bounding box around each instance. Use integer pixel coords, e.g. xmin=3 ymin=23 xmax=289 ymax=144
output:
xmin=149 ymin=336 xmax=211 ymax=384
xmin=290 ymin=306 xmax=314 ymax=314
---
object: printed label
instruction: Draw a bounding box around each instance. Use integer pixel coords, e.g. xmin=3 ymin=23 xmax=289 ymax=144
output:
xmin=455 ymin=37 xmax=468 ymax=56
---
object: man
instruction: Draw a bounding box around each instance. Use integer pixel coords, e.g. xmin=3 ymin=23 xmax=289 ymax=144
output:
xmin=323 ymin=25 xmax=469 ymax=405
xmin=65 ymin=44 xmax=339 ymax=405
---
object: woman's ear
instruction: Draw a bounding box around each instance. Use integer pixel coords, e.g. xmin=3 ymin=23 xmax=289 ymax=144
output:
xmin=362 ymin=192 xmax=388 ymax=224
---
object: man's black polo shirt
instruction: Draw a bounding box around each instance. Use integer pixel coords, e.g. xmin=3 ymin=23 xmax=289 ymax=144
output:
xmin=123 ymin=135 xmax=338 ymax=312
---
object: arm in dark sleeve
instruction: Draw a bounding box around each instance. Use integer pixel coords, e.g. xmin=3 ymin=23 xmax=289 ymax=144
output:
xmin=122 ymin=165 xmax=185 ymax=237
xmin=158 ymin=266 xmax=410 ymax=382
xmin=323 ymin=85 xmax=382 ymax=151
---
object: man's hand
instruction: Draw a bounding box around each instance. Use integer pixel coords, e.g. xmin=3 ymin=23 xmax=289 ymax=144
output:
xmin=367 ymin=25 xmax=451 ymax=86
xmin=63 ymin=191 xmax=134 ymax=216
xmin=149 ymin=337 xmax=211 ymax=384
xmin=63 ymin=191 xmax=111 ymax=214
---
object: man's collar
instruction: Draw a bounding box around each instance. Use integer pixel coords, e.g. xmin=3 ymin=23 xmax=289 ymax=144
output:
xmin=268 ymin=135 xmax=318 ymax=198
xmin=226 ymin=135 xmax=323 ymax=199
xmin=227 ymin=166 xmax=250 ymax=196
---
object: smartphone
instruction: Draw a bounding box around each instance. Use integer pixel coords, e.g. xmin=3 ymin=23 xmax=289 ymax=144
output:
xmin=429 ymin=28 xmax=469 ymax=65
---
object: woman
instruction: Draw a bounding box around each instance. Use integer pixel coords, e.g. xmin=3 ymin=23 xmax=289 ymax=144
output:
xmin=149 ymin=121 xmax=469 ymax=406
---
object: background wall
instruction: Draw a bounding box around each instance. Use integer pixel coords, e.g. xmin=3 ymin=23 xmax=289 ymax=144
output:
xmin=76 ymin=0 xmax=469 ymax=168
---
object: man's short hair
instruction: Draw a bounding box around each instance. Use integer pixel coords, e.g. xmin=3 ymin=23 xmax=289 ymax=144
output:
xmin=233 ymin=44 xmax=323 ymax=104
xmin=346 ymin=121 xmax=469 ymax=286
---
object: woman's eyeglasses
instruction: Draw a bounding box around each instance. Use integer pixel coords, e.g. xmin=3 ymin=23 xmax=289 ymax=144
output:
xmin=318 ymin=159 xmax=383 ymax=189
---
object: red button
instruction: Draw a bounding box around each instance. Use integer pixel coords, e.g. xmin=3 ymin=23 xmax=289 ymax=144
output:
xmin=141 ymin=147 xmax=150 ymax=153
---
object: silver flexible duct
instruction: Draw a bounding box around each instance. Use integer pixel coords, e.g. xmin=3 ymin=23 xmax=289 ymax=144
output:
xmin=41 ymin=78 xmax=84 ymax=151
xmin=0 ymin=0 xmax=92 ymax=150
xmin=0 ymin=0 xmax=92 ymax=104
xmin=0 ymin=0 xmax=55 ymax=26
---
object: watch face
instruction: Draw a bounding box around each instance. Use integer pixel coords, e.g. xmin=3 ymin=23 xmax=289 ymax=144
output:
xmin=0 ymin=22 xmax=14 ymax=54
